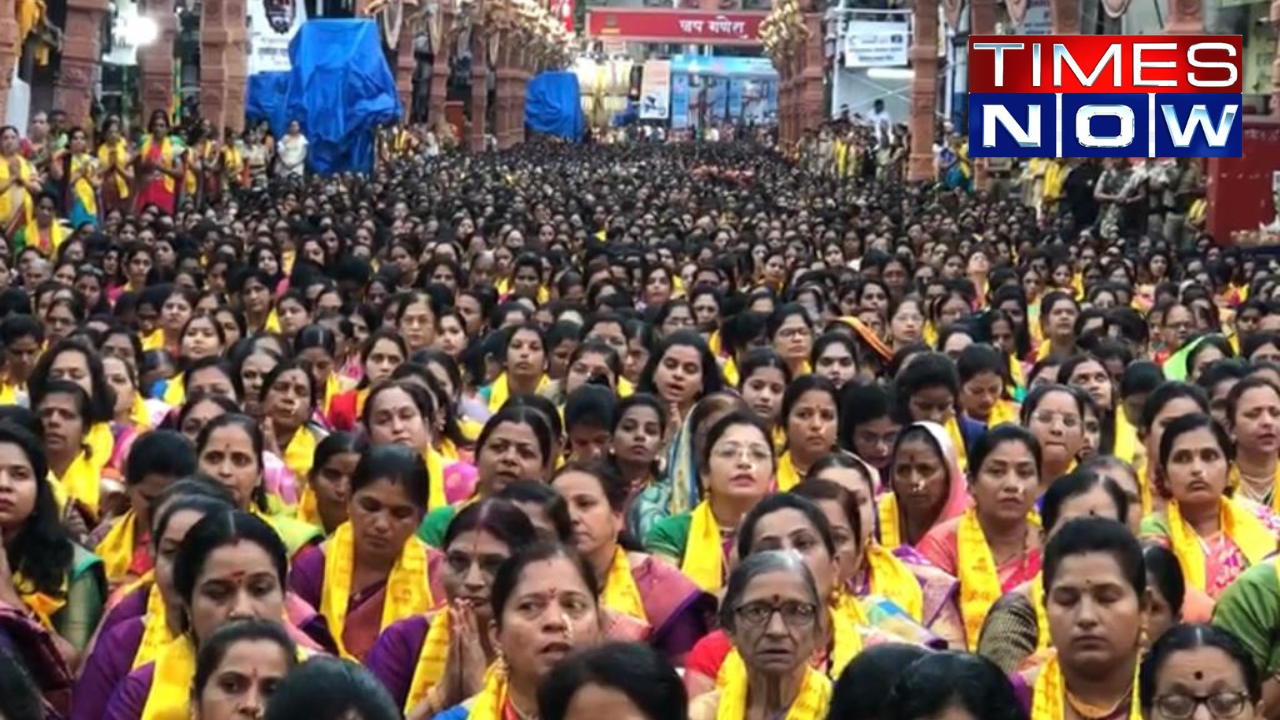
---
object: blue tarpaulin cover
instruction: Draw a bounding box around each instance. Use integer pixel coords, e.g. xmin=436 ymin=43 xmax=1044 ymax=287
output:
xmin=249 ymin=20 xmax=402 ymax=175
xmin=525 ymin=71 xmax=584 ymax=141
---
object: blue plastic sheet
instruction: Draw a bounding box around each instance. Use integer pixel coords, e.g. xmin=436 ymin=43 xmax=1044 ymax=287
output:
xmin=525 ymin=71 xmax=584 ymax=141
xmin=250 ymin=20 xmax=402 ymax=175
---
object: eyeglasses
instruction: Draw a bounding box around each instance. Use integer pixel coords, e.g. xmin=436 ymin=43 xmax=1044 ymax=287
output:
xmin=1153 ymin=692 xmax=1250 ymax=719
xmin=734 ymin=600 xmax=818 ymax=629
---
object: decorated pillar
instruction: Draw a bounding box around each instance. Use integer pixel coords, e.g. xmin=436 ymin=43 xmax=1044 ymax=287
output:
xmin=397 ymin=25 xmax=416 ymax=118
xmin=798 ymin=13 xmax=823 ymax=136
xmin=200 ymin=0 xmax=233 ymax=133
xmin=428 ymin=10 xmax=453 ymax=126
xmin=56 ymin=0 xmax=108 ymax=129
xmin=139 ymin=0 xmax=179 ymax=123
xmin=494 ymin=36 xmax=512 ymax=147
xmin=0 ymin=0 xmax=16 ymax=123
xmin=513 ymin=45 xmax=528 ymax=144
xmin=969 ymin=0 xmax=996 ymax=190
xmin=224 ymin=0 xmax=248 ymax=132
xmin=908 ymin=0 xmax=939 ymax=181
xmin=1274 ymin=0 xmax=1280 ymax=116
xmin=470 ymin=27 xmax=488 ymax=152
xmin=1051 ymin=0 xmax=1080 ymax=35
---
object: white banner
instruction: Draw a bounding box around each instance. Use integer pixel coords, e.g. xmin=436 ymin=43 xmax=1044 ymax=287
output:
xmin=843 ymin=19 xmax=909 ymax=68
xmin=248 ymin=0 xmax=307 ymax=76
xmin=639 ymin=60 xmax=671 ymax=121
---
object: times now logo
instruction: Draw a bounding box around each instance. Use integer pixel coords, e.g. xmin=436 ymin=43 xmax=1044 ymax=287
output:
xmin=969 ymin=35 xmax=1243 ymax=158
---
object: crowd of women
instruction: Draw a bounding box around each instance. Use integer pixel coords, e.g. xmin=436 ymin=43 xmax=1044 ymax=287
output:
xmin=0 ymin=123 xmax=1274 ymax=720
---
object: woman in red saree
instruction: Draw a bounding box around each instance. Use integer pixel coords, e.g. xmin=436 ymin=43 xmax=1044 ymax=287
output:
xmin=133 ymin=110 xmax=183 ymax=217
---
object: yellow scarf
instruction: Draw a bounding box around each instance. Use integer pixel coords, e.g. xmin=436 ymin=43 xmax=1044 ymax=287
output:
xmin=945 ymin=417 xmax=969 ymax=472
xmin=161 ymin=373 xmax=185 ymax=406
xmin=322 ymin=374 xmax=343 ymax=416
xmin=130 ymin=394 xmax=152 ymax=430
xmin=1113 ymin=405 xmax=1140 ymax=465
xmin=283 ymin=427 xmax=319 ymax=486
xmin=69 ymin=153 xmax=97 ymax=216
xmin=1031 ymin=575 xmax=1051 ymax=653
xmin=1166 ymin=498 xmax=1274 ymax=594
xmin=58 ymin=450 xmax=101 ymax=517
xmin=296 ymin=484 xmax=323 ymax=530
xmin=600 ymin=547 xmax=647 ymax=622
xmin=13 ymin=571 xmax=66 ymax=630
xmin=486 ymin=372 xmax=550 ymax=413
xmin=864 ymin=544 xmax=923 ymax=621
xmin=987 ymin=400 xmax=1019 ymax=428
xmin=1228 ymin=464 xmax=1280 ymax=513
xmin=425 ymin=447 xmax=448 ymax=512
xmin=97 ymin=140 xmax=130 ymax=199
xmin=140 ymin=135 xmax=177 ymax=193
xmin=683 ymin=501 xmax=725 ymax=594
xmin=827 ymin=591 xmax=866 ymax=676
xmin=404 ymin=610 xmax=452 ymax=713
xmin=319 ymin=522 xmax=435 ymax=658
xmin=95 ymin=509 xmax=138 ymax=582
xmin=467 ymin=665 xmax=510 ymax=720
xmin=1030 ymin=654 xmax=1140 ymax=720
xmin=776 ymin=451 xmax=801 ymax=492
xmin=223 ymin=143 xmax=243 ymax=180
xmin=22 ymin=217 xmax=67 ymax=254
xmin=86 ymin=421 xmax=115 ymax=472
xmin=956 ymin=509 xmax=1004 ymax=651
xmin=139 ymin=635 xmax=197 ymax=720
xmin=0 ymin=154 xmax=34 ymax=228
xmin=133 ymin=582 xmax=175 ymax=669
xmin=142 ymin=328 xmax=166 ymax=352
xmin=716 ymin=653 xmax=832 ymax=720
xmin=877 ymin=494 xmax=902 ymax=549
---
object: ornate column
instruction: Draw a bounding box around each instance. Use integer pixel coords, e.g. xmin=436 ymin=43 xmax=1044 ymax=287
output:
xmin=1051 ymin=0 xmax=1080 ymax=34
xmin=397 ymin=25 xmax=416 ymax=118
xmin=470 ymin=27 xmax=487 ymax=152
xmin=0 ymin=0 xmax=16 ymax=123
xmin=970 ymin=0 xmax=996 ymax=190
xmin=224 ymin=0 xmax=248 ymax=133
xmin=494 ymin=36 xmax=511 ymax=147
xmin=200 ymin=0 xmax=233 ymax=133
xmin=1274 ymin=0 xmax=1280 ymax=116
xmin=512 ymin=45 xmax=528 ymax=144
xmin=428 ymin=11 xmax=453 ymax=126
xmin=908 ymin=0 xmax=939 ymax=181
xmin=56 ymin=0 xmax=108 ymax=129
xmin=799 ymin=13 xmax=823 ymax=136
xmin=139 ymin=0 xmax=179 ymax=123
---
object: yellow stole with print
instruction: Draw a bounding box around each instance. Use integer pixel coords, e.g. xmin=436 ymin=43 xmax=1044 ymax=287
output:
xmin=683 ymin=501 xmax=725 ymax=594
xmin=601 ymin=547 xmax=647 ymax=622
xmin=130 ymin=394 xmax=152 ymax=430
xmin=142 ymin=328 xmax=165 ymax=352
xmin=956 ymin=509 xmax=1003 ymax=651
xmin=944 ymin=416 xmax=968 ymax=471
xmin=0 ymin=154 xmax=34 ymax=230
xmin=59 ymin=450 xmax=101 ymax=517
xmin=425 ymin=447 xmax=447 ymax=512
xmin=1113 ymin=405 xmax=1140 ymax=465
xmin=987 ymin=400 xmax=1019 ymax=428
xmin=776 ymin=451 xmax=802 ymax=492
xmin=97 ymin=140 xmax=130 ymax=199
xmin=1031 ymin=574 xmax=1051 ymax=653
xmin=13 ymin=572 xmax=66 ymax=630
xmin=486 ymin=372 xmax=550 ymax=413
xmin=95 ymin=509 xmax=139 ymax=582
xmin=467 ymin=665 xmax=511 ymax=720
xmin=86 ymin=422 xmax=114 ymax=471
xmin=133 ymin=582 xmax=175 ymax=669
xmin=1030 ymin=654 xmax=1140 ymax=720
xmin=319 ymin=522 xmax=435 ymax=659
xmin=139 ymin=135 xmax=177 ymax=193
xmin=1166 ymin=498 xmax=1274 ymax=594
xmin=827 ymin=591 xmax=866 ymax=676
xmin=283 ymin=427 xmax=319 ymax=486
xmin=864 ymin=544 xmax=924 ymax=621
xmin=716 ymin=653 xmax=832 ymax=720
xmin=69 ymin=153 xmax=97 ymax=216
xmin=404 ymin=611 xmax=454 ymax=713
xmin=139 ymin=635 xmax=196 ymax=720
xmin=877 ymin=494 xmax=903 ymax=550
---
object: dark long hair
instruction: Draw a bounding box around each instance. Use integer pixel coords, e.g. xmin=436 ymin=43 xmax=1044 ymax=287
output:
xmin=0 ymin=423 xmax=73 ymax=597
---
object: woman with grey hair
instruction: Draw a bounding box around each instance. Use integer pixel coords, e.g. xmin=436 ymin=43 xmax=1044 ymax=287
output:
xmin=688 ymin=551 xmax=832 ymax=720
